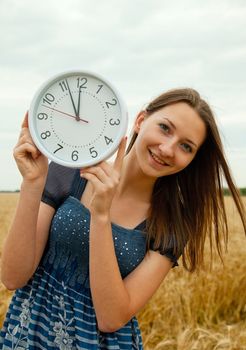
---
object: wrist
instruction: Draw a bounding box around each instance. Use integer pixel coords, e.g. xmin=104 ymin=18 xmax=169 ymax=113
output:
xmin=90 ymin=210 xmax=111 ymax=224
xmin=20 ymin=179 xmax=46 ymax=193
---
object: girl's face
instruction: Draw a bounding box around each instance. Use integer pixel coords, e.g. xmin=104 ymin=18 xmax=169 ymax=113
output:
xmin=132 ymin=102 xmax=206 ymax=178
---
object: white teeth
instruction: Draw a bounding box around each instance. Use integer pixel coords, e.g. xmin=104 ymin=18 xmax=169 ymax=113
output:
xmin=150 ymin=150 xmax=166 ymax=165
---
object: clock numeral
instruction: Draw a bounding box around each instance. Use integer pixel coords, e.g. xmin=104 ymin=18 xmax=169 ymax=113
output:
xmin=37 ymin=113 xmax=48 ymax=120
xmin=59 ymin=80 xmax=68 ymax=92
xmin=43 ymin=93 xmax=55 ymax=105
xmin=41 ymin=131 xmax=51 ymax=139
xmin=77 ymin=77 xmax=88 ymax=89
xmin=54 ymin=144 xmax=63 ymax=154
xmin=109 ymin=118 xmax=120 ymax=126
xmin=96 ymin=84 xmax=103 ymax=94
xmin=104 ymin=136 xmax=113 ymax=145
xmin=105 ymin=98 xmax=117 ymax=108
xmin=71 ymin=150 xmax=79 ymax=161
xmin=89 ymin=147 xmax=98 ymax=158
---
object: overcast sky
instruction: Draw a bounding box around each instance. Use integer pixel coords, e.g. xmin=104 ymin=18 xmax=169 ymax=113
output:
xmin=0 ymin=0 xmax=246 ymax=190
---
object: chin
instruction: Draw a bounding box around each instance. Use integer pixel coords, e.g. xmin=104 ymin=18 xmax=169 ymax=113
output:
xmin=140 ymin=163 xmax=171 ymax=178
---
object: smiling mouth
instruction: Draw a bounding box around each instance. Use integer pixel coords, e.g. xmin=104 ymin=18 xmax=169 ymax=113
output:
xmin=148 ymin=149 xmax=169 ymax=166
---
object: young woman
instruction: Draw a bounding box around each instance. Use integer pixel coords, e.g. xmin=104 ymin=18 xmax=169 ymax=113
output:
xmin=1 ymin=88 xmax=245 ymax=349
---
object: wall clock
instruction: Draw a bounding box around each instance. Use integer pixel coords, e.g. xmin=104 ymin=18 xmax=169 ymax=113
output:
xmin=28 ymin=70 xmax=128 ymax=168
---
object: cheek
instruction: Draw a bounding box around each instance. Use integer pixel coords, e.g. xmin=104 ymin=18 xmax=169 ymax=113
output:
xmin=132 ymin=135 xmax=151 ymax=168
xmin=176 ymin=151 xmax=196 ymax=169
xmin=134 ymin=132 xmax=146 ymax=152
xmin=136 ymin=128 xmax=155 ymax=149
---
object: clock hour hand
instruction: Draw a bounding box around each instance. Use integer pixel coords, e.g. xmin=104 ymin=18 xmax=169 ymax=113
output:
xmin=65 ymin=78 xmax=80 ymax=121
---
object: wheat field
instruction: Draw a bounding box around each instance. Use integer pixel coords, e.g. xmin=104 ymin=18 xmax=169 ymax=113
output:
xmin=0 ymin=193 xmax=245 ymax=349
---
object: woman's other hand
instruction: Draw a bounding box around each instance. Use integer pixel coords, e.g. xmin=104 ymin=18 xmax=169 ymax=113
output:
xmin=80 ymin=137 xmax=127 ymax=216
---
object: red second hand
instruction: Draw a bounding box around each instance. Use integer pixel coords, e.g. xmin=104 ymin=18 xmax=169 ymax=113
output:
xmin=41 ymin=105 xmax=89 ymax=123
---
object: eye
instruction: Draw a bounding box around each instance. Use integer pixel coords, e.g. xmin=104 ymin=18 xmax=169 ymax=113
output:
xmin=181 ymin=143 xmax=192 ymax=153
xmin=159 ymin=123 xmax=170 ymax=133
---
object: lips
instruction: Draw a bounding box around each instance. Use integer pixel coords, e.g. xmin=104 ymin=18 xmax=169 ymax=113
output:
xmin=148 ymin=149 xmax=169 ymax=166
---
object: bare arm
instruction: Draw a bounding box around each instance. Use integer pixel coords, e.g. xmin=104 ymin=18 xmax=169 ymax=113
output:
xmin=1 ymin=186 xmax=55 ymax=290
xmin=0 ymin=112 xmax=54 ymax=290
xmin=80 ymin=138 xmax=173 ymax=332
xmin=89 ymin=213 xmax=172 ymax=333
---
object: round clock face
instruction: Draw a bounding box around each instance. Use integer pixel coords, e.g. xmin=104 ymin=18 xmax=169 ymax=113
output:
xmin=29 ymin=70 xmax=128 ymax=168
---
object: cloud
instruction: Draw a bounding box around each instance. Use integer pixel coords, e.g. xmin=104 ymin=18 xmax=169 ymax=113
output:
xmin=0 ymin=0 xmax=245 ymax=189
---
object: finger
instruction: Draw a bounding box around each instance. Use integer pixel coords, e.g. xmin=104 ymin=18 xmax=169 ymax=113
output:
xmin=14 ymin=143 xmax=41 ymax=160
xmin=114 ymin=136 xmax=127 ymax=171
xmin=21 ymin=111 xmax=29 ymax=128
xmin=18 ymin=127 xmax=35 ymax=146
xmin=80 ymin=172 xmax=107 ymax=193
xmin=18 ymin=127 xmax=31 ymax=141
xmin=19 ymin=133 xmax=34 ymax=144
xmin=99 ymin=162 xmax=120 ymax=185
xmin=80 ymin=161 xmax=113 ymax=177
xmin=80 ymin=165 xmax=110 ymax=184
xmin=95 ymin=161 xmax=112 ymax=177
xmin=17 ymin=134 xmax=35 ymax=148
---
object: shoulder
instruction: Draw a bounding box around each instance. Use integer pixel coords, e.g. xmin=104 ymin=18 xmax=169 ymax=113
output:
xmin=149 ymin=236 xmax=181 ymax=268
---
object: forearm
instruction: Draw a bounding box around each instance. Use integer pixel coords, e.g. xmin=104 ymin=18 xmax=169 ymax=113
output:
xmin=1 ymin=181 xmax=44 ymax=289
xmin=89 ymin=213 xmax=130 ymax=332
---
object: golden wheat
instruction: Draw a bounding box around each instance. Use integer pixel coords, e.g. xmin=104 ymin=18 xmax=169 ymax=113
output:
xmin=0 ymin=194 xmax=245 ymax=349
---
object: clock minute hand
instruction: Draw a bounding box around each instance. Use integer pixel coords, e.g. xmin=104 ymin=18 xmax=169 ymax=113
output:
xmin=77 ymin=85 xmax=82 ymax=118
xmin=65 ymin=78 xmax=80 ymax=121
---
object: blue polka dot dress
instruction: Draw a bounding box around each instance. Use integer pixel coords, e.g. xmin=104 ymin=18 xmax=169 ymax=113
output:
xmin=0 ymin=163 xmax=179 ymax=349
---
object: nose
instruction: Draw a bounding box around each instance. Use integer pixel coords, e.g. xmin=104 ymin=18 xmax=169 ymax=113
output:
xmin=158 ymin=141 xmax=175 ymax=158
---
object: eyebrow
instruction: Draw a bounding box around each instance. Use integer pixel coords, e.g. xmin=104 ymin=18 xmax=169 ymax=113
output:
xmin=161 ymin=117 xmax=198 ymax=148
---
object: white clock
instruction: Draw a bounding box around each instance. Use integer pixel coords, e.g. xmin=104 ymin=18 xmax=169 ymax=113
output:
xmin=28 ymin=70 xmax=128 ymax=168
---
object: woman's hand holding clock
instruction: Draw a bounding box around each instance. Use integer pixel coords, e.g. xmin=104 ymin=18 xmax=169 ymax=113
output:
xmin=80 ymin=137 xmax=127 ymax=216
xmin=14 ymin=112 xmax=48 ymax=185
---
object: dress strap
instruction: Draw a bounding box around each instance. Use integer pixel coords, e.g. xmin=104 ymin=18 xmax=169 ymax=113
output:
xmin=134 ymin=220 xmax=146 ymax=231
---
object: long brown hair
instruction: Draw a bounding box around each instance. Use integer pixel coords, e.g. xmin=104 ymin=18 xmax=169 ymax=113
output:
xmin=126 ymin=88 xmax=246 ymax=272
